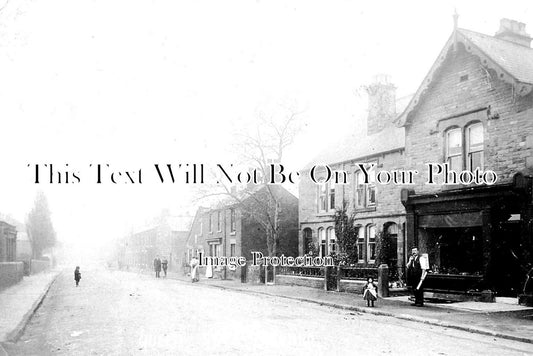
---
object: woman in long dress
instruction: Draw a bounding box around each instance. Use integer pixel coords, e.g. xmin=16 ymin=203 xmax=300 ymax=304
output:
xmin=190 ymin=256 xmax=199 ymax=282
xmin=205 ymin=256 xmax=213 ymax=278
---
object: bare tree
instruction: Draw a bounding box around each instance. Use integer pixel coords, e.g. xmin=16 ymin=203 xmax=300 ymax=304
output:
xmin=196 ymin=103 xmax=304 ymax=257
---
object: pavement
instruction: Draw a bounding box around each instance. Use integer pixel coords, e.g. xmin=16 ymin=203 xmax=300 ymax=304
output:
xmin=0 ymin=270 xmax=59 ymax=355
xmin=158 ymin=269 xmax=533 ymax=344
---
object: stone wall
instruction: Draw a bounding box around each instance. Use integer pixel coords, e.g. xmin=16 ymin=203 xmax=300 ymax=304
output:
xmin=338 ymin=279 xmax=366 ymax=294
xmin=404 ymin=43 xmax=533 ymax=192
xmin=0 ymin=262 xmax=24 ymax=291
xmin=276 ymin=274 xmax=324 ymax=289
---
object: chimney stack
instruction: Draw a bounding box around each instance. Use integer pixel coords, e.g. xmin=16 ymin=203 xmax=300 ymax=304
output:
xmin=495 ymin=18 xmax=531 ymax=47
xmin=366 ymin=74 xmax=396 ymax=135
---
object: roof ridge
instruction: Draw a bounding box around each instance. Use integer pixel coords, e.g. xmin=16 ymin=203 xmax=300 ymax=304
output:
xmin=459 ymin=27 xmax=533 ymax=52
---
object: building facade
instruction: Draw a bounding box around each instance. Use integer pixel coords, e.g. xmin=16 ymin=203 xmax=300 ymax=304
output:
xmin=0 ymin=221 xmax=17 ymax=262
xmin=397 ymin=18 xmax=533 ymax=297
xmin=299 ymin=76 xmax=408 ymax=278
xmin=122 ymin=211 xmax=191 ymax=271
xmin=186 ymin=185 xmax=299 ymax=280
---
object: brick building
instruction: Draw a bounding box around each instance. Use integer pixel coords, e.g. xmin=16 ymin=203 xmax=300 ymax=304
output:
xmin=186 ymin=185 xmax=299 ymax=280
xmin=397 ymin=18 xmax=533 ymax=297
xmin=122 ymin=211 xmax=191 ymax=270
xmin=299 ymin=75 xmax=409 ymax=277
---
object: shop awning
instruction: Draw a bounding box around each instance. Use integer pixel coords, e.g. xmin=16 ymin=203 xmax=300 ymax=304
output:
xmin=418 ymin=212 xmax=482 ymax=228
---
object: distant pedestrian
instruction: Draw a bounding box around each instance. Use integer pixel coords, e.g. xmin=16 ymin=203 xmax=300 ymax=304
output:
xmin=205 ymin=256 xmax=213 ymax=279
xmin=161 ymin=257 xmax=168 ymax=277
xmin=154 ymin=256 xmax=162 ymax=278
xmin=362 ymin=277 xmax=377 ymax=307
xmin=74 ymin=266 xmax=81 ymax=287
xmin=190 ymin=256 xmax=199 ymax=282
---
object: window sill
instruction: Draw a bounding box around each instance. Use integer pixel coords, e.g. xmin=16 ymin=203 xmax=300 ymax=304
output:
xmin=354 ymin=207 xmax=377 ymax=213
xmin=230 ymin=231 xmax=236 ymax=236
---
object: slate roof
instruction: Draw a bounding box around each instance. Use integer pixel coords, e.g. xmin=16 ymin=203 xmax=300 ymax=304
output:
xmin=301 ymin=94 xmax=411 ymax=171
xmin=396 ymin=26 xmax=533 ymax=126
xmin=459 ymin=28 xmax=533 ymax=84
xmin=302 ymin=124 xmax=405 ymax=170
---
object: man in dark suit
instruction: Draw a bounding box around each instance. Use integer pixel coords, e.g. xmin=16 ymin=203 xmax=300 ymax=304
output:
xmin=406 ymin=247 xmax=427 ymax=306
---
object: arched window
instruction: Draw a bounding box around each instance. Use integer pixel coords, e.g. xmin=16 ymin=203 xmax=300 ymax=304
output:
xmin=446 ymin=127 xmax=462 ymax=171
xmin=327 ymin=227 xmax=336 ymax=255
xmin=467 ymin=122 xmax=484 ymax=171
xmin=444 ymin=122 xmax=484 ymax=173
xmin=319 ymin=228 xmax=326 ymax=258
xmin=384 ymin=222 xmax=399 ymax=268
xmin=386 ymin=222 xmax=398 ymax=237
xmin=357 ymin=225 xmax=365 ymax=262
xmin=303 ymin=228 xmax=313 ymax=254
xmin=367 ymin=225 xmax=376 ymax=263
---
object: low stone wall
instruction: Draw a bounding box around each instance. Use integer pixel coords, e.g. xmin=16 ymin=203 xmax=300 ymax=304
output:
xmin=0 ymin=262 xmax=24 ymax=291
xmin=30 ymin=259 xmax=50 ymax=275
xmin=338 ymin=279 xmax=366 ymax=294
xmin=276 ymin=274 xmax=324 ymax=289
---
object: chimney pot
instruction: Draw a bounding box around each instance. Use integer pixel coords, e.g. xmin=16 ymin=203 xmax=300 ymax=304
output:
xmin=495 ymin=18 xmax=531 ymax=47
xmin=366 ymin=74 xmax=396 ymax=135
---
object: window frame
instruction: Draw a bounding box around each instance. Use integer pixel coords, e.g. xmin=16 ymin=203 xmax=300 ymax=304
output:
xmin=445 ymin=127 xmax=463 ymax=172
xmin=328 ymin=182 xmax=336 ymax=211
xmin=318 ymin=228 xmax=326 ymax=258
xmin=354 ymin=163 xmax=377 ymax=209
xmin=367 ymin=224 xmax=377 ymax=264
xmin=466 ymin=122 xmax=484 ymax=171
xmin=318 ymin=183 xmax=328 ymax=213
xmin=327 ymin=227 xmax=336 ymax=256
xmin=303 ymin=228 xmax=313 ymax=255
xmin=366 ymin=165 xmax=377 ymax=207
xmin=357 ymin=225 xmax=365 ymax=263
xmin=442 ymin=119 xmax=484 ymax=174
xmin=230 ymin=208 xmax=236 ymax=232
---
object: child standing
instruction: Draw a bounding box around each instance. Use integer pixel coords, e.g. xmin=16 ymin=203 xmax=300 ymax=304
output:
xmin=74 ymin=266 xmax=81 ymax=287
xmin=362 ymin=277 xmax=378 ymax=307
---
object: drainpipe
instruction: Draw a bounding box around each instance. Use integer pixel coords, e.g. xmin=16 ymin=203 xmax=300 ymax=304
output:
xmin=223 ymin=208 xmax=227 ymax=280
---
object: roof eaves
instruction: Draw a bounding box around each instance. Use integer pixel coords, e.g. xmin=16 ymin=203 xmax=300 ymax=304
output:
xmin=397 ymin=29 xmax=533 ymax=127
xmin=300 ymin=145 xmax=405 ymax=173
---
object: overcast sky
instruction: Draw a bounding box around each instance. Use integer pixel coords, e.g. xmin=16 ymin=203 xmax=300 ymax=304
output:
xmin=0 ymin=0 xmax=530 ymax=256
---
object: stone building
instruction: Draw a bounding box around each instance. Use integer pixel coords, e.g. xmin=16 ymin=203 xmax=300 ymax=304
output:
xmin=299 ymin=75 xmax=409 ymax=278
xmin=397 ymin=18 xmax=533 ymax=298
xmin=186 ymin=185 xmax=299 ymax=280
xmin=0 ymin=221 xmax=17 ymax=262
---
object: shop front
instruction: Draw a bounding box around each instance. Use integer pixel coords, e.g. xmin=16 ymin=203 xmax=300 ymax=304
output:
xmin=401 ymin=177 xmax=532 ymax=300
